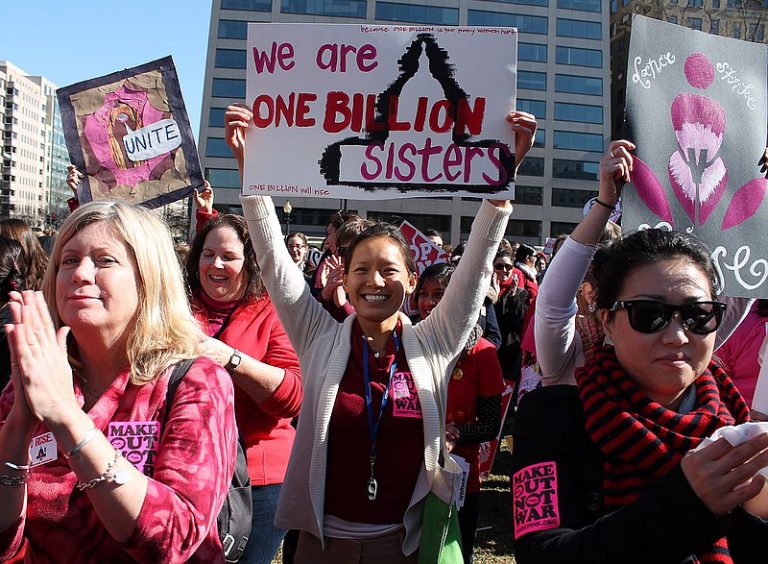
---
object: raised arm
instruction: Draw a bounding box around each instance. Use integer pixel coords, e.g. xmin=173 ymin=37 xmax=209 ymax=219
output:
xmin=535 ymin=141 xmax=633 ymax=385
xmin=227 ymin=106 xmax=338 ymax=356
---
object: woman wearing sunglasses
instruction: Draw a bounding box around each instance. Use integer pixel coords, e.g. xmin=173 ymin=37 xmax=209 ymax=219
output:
xmin=511 ymin=141 xmax=768 ymax=563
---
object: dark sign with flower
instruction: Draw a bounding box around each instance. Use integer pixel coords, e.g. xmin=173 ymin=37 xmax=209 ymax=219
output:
xmin=624 ymin=15 xmax=768 ymax=298
xmin=57 ymin=57 xmax=204 ymax=208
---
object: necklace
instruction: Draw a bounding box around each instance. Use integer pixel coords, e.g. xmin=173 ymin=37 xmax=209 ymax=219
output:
xmin=365 ymin=336 xmax=385 ymax=359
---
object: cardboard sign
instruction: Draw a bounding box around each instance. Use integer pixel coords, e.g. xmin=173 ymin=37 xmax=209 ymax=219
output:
xmin=57 ymin=56 xmax=204 ymax=208
xmin=624 ymin=16 xmax=768 ymax=298
xmin=399 ymin=220 xmax=449 ymax=274
xmin=29 ymin=432 xmax=57 ymax=468
xmin=108 ymin=421 xmax=161 ymax=476
xmin=478 ymin=380 xmax=514 ymax=481
xmin=243 ymin=24 xmax=517 ymax=200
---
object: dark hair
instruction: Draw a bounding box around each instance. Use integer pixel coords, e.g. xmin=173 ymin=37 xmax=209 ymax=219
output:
xmin=424 ymin=228 xmax=442 ymax=239
xmin=494 ymin=250 xmax=512 ymax=263
xmin=756 ymin=299 xmax=768 ymax=318
xmin=186 ymin=214 xmax=265 ymax=301
xmin=0 ymin=236 xmax=26 ymax=302
xmin=344 ymin=223 xmax=417 ymax=274
xmin=452 ymin=243 xmax=465 ymax=257
xmin=514 ymin=244 xmax=536 ymax=264
xmin=327 ymin=210 xmax=356 ymax=230
xmin=336 ymin=217 xmax=375 ymax=248
xmin=552 ymin=234 xmax=568 ymax=257
xmin=414 ymin=262 xmax=455 ymax=304
xmin=592 ymin=229 xmax=718 ymax=311
xmin=0 ymin=219 xmax=48 ymax=290
xmin=286 ymin=232 xmax=308 ymax=246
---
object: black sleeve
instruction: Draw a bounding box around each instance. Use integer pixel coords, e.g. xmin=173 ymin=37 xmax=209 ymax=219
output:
xmin=495 ymin=289 xmax=529 ymax=344
xmin=455 ymin=395 xmax=501 ymax=445
xmin=481 ymin=298 xmax=502 ymax=349
xmin=512 ymin=387 xmax=729 ymax=564
xmin=725 ymin=507 xmax=768 ymax=563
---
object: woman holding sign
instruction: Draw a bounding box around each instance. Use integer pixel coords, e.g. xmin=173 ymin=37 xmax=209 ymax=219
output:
xmin=224 ymin=105 xmax=536 ymax=562
xmin=0 ymin=201 xmax=237 ymax=562
xmin=511 ymin=142 xmax=768 ymax=563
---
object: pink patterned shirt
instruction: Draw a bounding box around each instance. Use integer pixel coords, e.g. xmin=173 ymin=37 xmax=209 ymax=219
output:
xmin=0 ymin=356 xmax=237 ymax=563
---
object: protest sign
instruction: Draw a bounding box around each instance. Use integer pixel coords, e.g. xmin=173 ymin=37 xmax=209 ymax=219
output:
xmin=399 ymin=220 xmax=448 ymax=274
xmin=624 ymin=15 xmax=768 ymax=298
xmin=108 ymin=421 xmax=161 ymax=476
xmin=243 ymin=24 xmax=517 ymax=200
xmin=57 ymin=57 xmax=204 ymax=208
xmin=478 ymin=380 xmax=514 ymax=481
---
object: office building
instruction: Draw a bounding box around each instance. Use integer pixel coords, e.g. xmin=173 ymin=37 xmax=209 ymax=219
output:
xmin=1 ymin=61 xmax=69 ymax=226
xmin=200 ymin=0 xmax=611 ymax=244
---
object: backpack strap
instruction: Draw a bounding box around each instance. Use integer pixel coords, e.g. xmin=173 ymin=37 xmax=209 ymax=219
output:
xmin=162 ymin=358 xmax=197 ymax=431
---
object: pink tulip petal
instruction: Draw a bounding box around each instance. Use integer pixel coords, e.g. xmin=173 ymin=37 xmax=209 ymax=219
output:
xmin=699 ymin=159 xmax=728 ymax=225
xmin=633 ymin=157 xmax=675 ymax=225
xmin=668 ymin=152 xmax=696 ymax=223
xmin=721 ymin=177 xmax=768 ymax=230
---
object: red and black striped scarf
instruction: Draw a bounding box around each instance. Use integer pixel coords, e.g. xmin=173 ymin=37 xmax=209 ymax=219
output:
xmin=575 ymin=347 xmax=750 ymax=564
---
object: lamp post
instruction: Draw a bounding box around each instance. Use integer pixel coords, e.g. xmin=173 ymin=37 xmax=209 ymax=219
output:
xmin=283 ymin=200 xmax=293 ymax=236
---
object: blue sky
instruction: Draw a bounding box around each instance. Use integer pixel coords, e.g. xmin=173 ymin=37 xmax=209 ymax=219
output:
xmin=1 ymin=1 xmax=213 ymax=140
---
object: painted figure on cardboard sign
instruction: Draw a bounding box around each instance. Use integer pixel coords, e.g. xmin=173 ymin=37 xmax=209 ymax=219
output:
xmin=633 ymin=52 xmax=767 ymax=231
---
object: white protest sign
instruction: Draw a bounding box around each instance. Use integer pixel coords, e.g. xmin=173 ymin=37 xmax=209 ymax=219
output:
xmin=123 ymin=118 xmax=182 ymax=161
xmin=243 ymin=24 xmax=517 ymax=200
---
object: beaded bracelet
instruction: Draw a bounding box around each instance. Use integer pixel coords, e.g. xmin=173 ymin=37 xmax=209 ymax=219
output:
xmin=65 ymin=425 xmax=99 ymax=460
xmin=76 ymin=452 xmax=130 ymax=491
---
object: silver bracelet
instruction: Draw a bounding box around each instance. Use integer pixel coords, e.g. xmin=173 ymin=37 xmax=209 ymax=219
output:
xmin=76 ymin=452 xmax=130 ymax=491
xmin=65 ymin=425 xmax=99 ymax=459
xmin=0 ymin=473 xmax=28 ymax=488
xmin=4 ymin=461 xmax=30 ymax=472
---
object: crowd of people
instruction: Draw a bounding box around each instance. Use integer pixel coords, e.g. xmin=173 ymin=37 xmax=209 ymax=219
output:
xmin=0 ymin=96 xmax=763 ymax=564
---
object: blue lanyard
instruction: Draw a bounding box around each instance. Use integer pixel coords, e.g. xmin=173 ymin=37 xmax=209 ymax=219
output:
xmin=361 ymin=330 xmax=399 ymax=501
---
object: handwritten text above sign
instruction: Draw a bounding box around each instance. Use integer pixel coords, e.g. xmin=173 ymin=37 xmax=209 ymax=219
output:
xmin=242 ymin=24 xmax=518 ymax=200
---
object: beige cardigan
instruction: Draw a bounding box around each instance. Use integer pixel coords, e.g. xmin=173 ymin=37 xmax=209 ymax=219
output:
xmin=241 ymin=195 xmax=510 ymax=555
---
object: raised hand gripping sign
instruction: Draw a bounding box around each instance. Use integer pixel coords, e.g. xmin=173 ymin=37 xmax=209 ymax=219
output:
xmin=624 ymin=15 xmax=768 ymax=298
xmin=243 ymin=24 xmax=517 ymax=200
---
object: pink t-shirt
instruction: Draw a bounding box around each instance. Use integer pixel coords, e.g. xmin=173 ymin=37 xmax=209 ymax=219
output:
xmin=716 ymin=303 xmax=767 ymax=406
xmin=0 ymin=357 xmax=237 ymax=563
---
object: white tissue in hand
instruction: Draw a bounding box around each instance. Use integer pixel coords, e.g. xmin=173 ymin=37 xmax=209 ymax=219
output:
xmin=694 ymin=422 xmax=768 ymax=479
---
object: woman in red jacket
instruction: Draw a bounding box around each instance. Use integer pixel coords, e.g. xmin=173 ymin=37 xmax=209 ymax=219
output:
xmin=186 ymin=213 xmax=302 ymax=564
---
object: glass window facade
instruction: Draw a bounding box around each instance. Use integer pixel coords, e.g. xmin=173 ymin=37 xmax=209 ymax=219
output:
xmin=555 ymin=74 xmax=602 ymax=96
xmin=282 ymin=0 xmax=367 ymax=17
xmin=515 ymin=185 xmax=543 ymax=205
xmin=554 ymin=102 xmax=603 ymax=123
xmin=485 ymin=0 xmax=548 ymax=6
xmin=215 ymin=49 xmax=247 ymax=69
xmin=556 ymin=46 xmax=602 ymax=67
xmin=506 ymin=219 xmax=542 ymax=239
xmin=207 ymin=168 xmax=242 ymax=188
xmin=207 ymin=138 xmax=233 ymax=158
xmin=519 ymin=42 xmax=548 ymax=63
xmin=557 ymin=0 xmax=601 ymax=12
xmin=553 ymin=131 xmax=603 ymax=152
xmin=209 ymin=107 xmax=227 ymax=127
xmin=517 ymin=157 xmax=545 ymax=176
xmin=468 ymin=11 xmax=548 ymax=34
xmin=552 ymin=187 xmax=596 ymax=208
xmin=556 ymin=18 xmax=602 ymax=39
xmin=519 ymin=71 xmax=547 ymax=91
xmin=212 ymin=78 xmax=246 ymax=98
xmin=552 ymin=158 xmax=599 ymax=180
xmin=218 ymin=19 xmax=247 ymax=39
xmin=517 ymin=98 xmax=546 ymax=119
xmin=535 ymin=128 xmax=545 ymax=148
xmin=711 ymin=20 xmax=719 ymax=34
xmin=221 ymin=0 xmax=271 ymax=10
xmin=550 ymin=221 xmax=578 ymax=237
xmin=688 ymin=17 xmax=702 ymax=31
xmin=376 ymin=2 xmax=458 ymax=24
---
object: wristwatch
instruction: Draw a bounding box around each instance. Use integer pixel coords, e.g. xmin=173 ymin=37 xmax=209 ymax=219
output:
xmin=225 ymin=349 xmax=242 ymax=374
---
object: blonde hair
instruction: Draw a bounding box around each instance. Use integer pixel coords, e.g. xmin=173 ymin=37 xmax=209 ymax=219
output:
xmin=42 ymin=200 xmax=203 ymax=384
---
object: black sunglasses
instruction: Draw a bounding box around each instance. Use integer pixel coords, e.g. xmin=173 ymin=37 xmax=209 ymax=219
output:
xmin=610 ymin=300 xmax=727 ymax=335
xmin=494 ymin=263 xmax=513 ymax=271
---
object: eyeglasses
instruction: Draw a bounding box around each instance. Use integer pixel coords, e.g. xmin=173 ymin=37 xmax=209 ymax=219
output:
xmin=610 ymin=300 xmax=727 ymax=335
xmin=494 ymin=264 xmax=513 ymax=271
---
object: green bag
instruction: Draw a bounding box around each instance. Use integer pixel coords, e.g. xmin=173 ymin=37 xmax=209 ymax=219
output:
xmin=417 ymin=491 xmax=463 ymax=564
